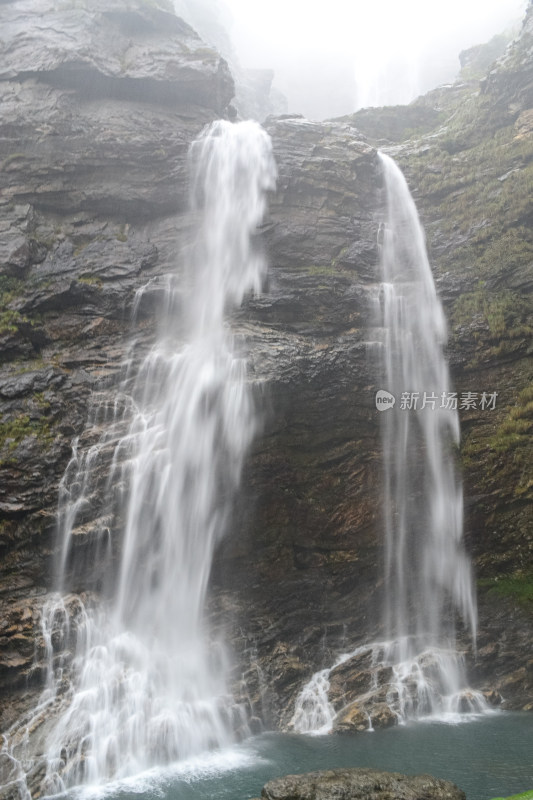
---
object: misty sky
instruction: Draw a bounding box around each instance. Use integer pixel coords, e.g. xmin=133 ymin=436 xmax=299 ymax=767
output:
xmin=222 ymin=0 xmax=527 ymax=118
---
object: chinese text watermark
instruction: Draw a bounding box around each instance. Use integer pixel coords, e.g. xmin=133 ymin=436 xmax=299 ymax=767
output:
xmin=375 ymin=390 xmax=498 ymax=412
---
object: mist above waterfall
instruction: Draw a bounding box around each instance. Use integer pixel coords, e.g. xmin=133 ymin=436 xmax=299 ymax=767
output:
xmin=213 ymin=0 xmax=526 ymax=119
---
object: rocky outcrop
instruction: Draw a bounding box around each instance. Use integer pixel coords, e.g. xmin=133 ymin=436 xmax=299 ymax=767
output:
xmin=0 ymin=0 xmax=233 ymax=110
xmin=251 ymin=768 xmax=466 ymax=800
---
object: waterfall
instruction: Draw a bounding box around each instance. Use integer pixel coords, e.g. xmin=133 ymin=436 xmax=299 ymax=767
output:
xmin=292 ymin=153 xmax=487 ymax=734
xmin=33 ymin=119 xmax=276 ymax=792
xmin=378 ymin=151 xmax=477 ymax=665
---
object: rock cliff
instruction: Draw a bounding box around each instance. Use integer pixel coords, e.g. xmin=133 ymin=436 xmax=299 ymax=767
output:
xmin=0 ymin=0 xmax=531 ymax=793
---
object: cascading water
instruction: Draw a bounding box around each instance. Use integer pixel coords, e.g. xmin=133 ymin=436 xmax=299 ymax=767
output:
xmin=376 ymin=151 xmax=481 ymax=703
xmin=13 ymin=120 xmax=276 ymax=794
xmin=292 ymin=152 xmax=487 ymax=733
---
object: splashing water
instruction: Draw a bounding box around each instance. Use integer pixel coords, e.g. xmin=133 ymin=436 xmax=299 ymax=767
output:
xmin=13 ymin=120 xmax=277 ymax=794
xmin=292 ymin=152 xmax=487 ymax=733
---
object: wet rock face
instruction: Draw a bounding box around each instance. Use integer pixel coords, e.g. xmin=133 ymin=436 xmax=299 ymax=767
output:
xmin=327 ymin=651 xmax=398 ymax=731
xmin=0 ymin=2 xmax=233 ymax=227
xmin=334 ymin=701 xmax=397 ymax=733
xmin=253 ymin=768 xmax=466 ymax=800
xmin=0 ymin=0 xmax=233 ymax=110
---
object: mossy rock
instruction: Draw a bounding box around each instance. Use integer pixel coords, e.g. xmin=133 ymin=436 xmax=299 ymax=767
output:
xmin=479 ymin=573 xmax=533 ymax=611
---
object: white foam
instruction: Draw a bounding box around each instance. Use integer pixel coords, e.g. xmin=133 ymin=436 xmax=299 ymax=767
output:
xmin=47 ymin=746 xmax=263 ymax=800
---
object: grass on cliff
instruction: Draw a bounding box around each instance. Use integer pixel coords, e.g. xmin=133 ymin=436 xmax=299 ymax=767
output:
xmin=490 ymin=384 xmax=533 ymax=451
xmin=0 ymin=275 xmax=24 ymax=304
xmin=430 ymin=121 xmax=533 ymax=357
xmin=0 ymin=392 xmax=54 ymax=464
xmin=479 ymin=573 xmax=533 ymax=610
xmin=461 ymin=382 xmax=533 ymax=500
xmin=488 ymin=384 xmax=533 ymax=498
xmin=403 ymin=116 xmax=533 ymax=369
xmin=453 ymin=283 xmax=532 ymax=341
xmin=0 ymin=276 xmax=31 ymax=335
xmin=411 ymin=129 xmax=533 ymax=243
xmin=490 ymin=790 xmax=533 ymax=800
xmin=0 ymin=414 xmax=53 ymax=455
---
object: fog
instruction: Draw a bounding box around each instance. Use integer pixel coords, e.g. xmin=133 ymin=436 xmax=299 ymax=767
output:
xmin=211 ymin=0 xmax=527 ymax=119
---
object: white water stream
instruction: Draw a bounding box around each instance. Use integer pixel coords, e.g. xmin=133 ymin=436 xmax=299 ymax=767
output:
xmin=3 ymin=120 xmax=277 ymax=795
xmin=292 ymin=153 xmax=487 ymax=733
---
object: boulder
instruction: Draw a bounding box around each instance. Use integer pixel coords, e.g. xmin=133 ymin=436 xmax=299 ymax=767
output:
xmin=255 ymin=768 xmax=465 ymax=800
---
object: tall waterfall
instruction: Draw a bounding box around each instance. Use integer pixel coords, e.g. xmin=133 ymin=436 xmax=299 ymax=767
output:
xmin=375 ymin=151 xmax=482 ymax=711
xmin=35 ymin=120 xmax=276 ymax=792
xmin=378 ymin=151 xmax=477 ymax=654
xmin=292 ymin=153 xmax=486 ymax=734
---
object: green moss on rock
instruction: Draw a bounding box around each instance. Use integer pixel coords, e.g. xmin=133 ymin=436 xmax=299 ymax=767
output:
xmin=479 ymin=573 xmax=533 ymax=610
xmin=453 ymin=283 xmax=532 ymax=341
xmin=0 ymin=276 xmax=24 ymax=306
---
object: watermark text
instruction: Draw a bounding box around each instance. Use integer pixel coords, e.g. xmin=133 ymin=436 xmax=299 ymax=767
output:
xmin=375 ymin=390 xmax=498 ymax=412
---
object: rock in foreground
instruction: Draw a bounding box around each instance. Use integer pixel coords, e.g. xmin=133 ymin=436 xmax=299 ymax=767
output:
xmin=253 ymin=768 xmax=465 ymax=800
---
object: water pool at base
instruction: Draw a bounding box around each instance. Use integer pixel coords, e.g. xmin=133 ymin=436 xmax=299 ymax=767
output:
xmin=59 ymin=712 xmax=533 ymax=800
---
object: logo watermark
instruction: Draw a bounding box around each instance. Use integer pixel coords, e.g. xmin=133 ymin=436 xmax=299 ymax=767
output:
xmin=375 ymin=390 xmax=498 ymax=411
xmin=375 ymin=390 xmax=396 ymax=411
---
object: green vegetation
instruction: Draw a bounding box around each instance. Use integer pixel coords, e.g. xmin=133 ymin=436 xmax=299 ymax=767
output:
xmin=31 ymin=225 xmax=64 ymax=250
xmin=116 ymin=223 xmax=128 ymax=243
xmin=487 ymin=385 xmax=533 ymax=500
xmin=490 ymin=384 xmax=533 ymax=451
xmin=13 ymin=357 xmax=46 ymax=375
xmin=476 ymin=227 xmax=533 ymax=281
xmin=305 ymin=265 xmax=339 ymax=277
xmin=461 ymin=379 xmax=533 ymax=499
xmin=0 ymin=390 xmax=54 ymax=466
xmin=453 ymin=283 xmax=532 ymax=342
xmin=78 ymin=275 xmax=103 ymax=288
xmin=0 ymin=413 xmax=53 ymax=455
xmin=406 ymin=108 xmax=533 ymax=233
xmin=479 ymin=573 xmax=533 ymax=609
xmin=481 ymin=383 xmax=533 ymax=498
xmin=0 ymin=310 xmax=29 ymax=336
xmin=400 ymin=103 xmax=533 ymax=372
xmin=0 ymin=276 xmax=24 ymax=306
